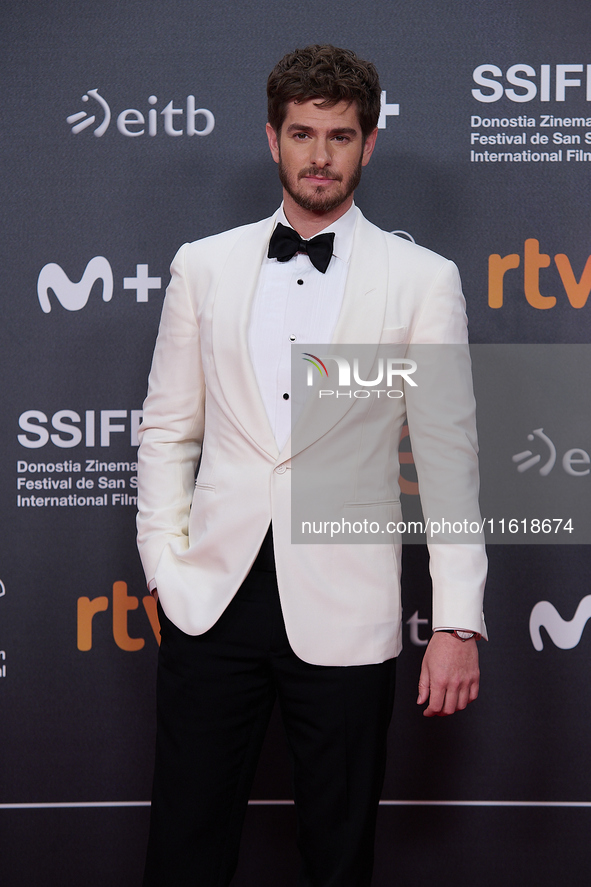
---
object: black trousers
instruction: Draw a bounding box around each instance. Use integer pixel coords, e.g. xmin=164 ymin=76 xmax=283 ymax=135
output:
xmin=144 ymin=531 xmax=396 ymax=887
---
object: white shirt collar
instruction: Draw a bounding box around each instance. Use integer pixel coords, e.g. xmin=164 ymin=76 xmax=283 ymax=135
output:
xmin=275 ymin=202 xmax=358 ymax=264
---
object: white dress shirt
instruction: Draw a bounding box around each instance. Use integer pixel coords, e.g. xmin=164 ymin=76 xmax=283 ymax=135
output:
xmin=248 ymin=203 xmax=358 ymax=451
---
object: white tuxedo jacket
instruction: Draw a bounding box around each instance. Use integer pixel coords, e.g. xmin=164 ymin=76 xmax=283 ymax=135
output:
xmin=137 ymin=209 xmax=487 ymax=666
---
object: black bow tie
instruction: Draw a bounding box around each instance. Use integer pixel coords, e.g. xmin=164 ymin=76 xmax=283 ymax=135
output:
xmin=268 ymin=223 xmax=335 ymax=274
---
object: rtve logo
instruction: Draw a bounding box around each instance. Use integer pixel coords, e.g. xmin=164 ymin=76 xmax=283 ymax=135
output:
xmin=488 ymin=240 xmax=591 ymax=309
xmin=512 ymin=427 xmax=590 ymax=477
xmin=67 ymin=88 xmax=215 ymax=138
xmin=37 ymin=257 xmax=161 ymax=312
xmin=472 ymin=64 xmax=591 ymax=103
xmin=530 ymin=595 xmax=591 ymax=651
xmin=77 ymin=581 xmax=160 ymax=651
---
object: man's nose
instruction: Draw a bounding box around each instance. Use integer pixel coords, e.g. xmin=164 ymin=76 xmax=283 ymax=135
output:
xmin=310 ymin=139 xmax=331 ymax=167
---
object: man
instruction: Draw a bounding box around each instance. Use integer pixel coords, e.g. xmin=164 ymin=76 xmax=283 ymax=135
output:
xmin=137 ymin=44 xmax=487 ymax=887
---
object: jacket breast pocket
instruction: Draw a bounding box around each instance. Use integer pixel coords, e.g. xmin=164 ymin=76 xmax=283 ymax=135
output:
xmin=379 ymin=326 xmax=408 ymax=345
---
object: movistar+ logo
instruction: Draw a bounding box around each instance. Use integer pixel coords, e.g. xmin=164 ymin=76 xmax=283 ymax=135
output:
xmin=37 ymin=258 xmax=161 ymax=312
xmin=530 ymin=595 xmax=591 ymax=650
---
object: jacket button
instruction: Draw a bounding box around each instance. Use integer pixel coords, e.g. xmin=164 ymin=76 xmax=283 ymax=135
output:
xmin=275 ymin=465 xmax=286 ymax=475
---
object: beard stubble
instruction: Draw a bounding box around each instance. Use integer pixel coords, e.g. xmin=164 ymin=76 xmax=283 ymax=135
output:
xmin=278 ymin=155 xmax=363 ymax=213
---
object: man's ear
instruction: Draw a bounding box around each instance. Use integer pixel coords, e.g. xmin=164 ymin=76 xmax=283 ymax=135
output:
xmin=266 ymin=122 xmax=280 ymax=164
xmin=361 ymin=127 xmax=378 ymax=167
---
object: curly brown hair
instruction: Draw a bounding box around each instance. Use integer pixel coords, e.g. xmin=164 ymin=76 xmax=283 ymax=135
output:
xmin=267 ymin=44 xmax=381 ymax=139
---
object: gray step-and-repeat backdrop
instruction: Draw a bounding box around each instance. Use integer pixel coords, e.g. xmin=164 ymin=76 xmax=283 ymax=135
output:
xmin=2 ymin=1 xmax=591 ymax=884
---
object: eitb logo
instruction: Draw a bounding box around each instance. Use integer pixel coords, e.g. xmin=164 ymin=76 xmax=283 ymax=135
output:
xmin=67 ymin=88 xmax=215 ymax=138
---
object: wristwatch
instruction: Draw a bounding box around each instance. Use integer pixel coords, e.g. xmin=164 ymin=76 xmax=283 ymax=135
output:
xmin=440 ymin=629 xmax=479 ymax=642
